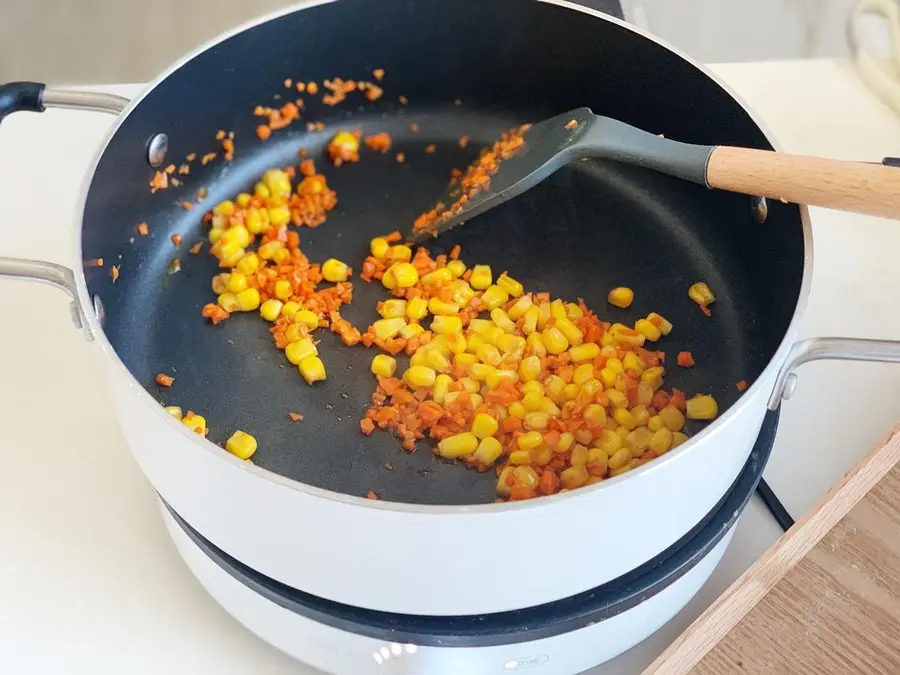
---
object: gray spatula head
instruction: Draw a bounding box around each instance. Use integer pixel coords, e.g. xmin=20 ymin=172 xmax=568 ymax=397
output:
xmin=411 ymin=107 xmax=714 ymax=242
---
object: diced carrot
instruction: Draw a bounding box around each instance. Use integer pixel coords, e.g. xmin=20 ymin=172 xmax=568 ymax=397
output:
xmin=538 ymin=470 xmax=560 ymax=496
xmin=677 ymin=351 xmax=696 ymax=368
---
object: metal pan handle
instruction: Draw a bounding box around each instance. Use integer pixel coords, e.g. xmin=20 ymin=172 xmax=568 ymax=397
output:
xmin=0 ymin=82 xmax=129 ymax=124
xmin=768 ymin=337 xmax=900 ymax=409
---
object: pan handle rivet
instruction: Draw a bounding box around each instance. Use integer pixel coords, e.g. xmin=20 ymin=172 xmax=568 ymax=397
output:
xmin=781 ymin=372 xmax=798 ymax=400
xmin=147 ymin=133 xmax=169 ymax=167
xmin=751 ymin=196 xmax=768 ymax=224
xmin=93 ymin=295 xmax=106 ymax=326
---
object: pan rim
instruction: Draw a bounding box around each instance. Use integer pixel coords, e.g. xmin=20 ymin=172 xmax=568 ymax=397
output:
xmin=72 ymin=0 xmax=813 ymax=513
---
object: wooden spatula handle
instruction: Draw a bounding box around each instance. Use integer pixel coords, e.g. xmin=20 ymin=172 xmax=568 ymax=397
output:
xmin=706 ymin=146 xmax=900 ymax=219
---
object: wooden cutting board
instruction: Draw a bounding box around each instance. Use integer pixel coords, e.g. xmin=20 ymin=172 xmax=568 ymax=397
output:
xmin=643 ymin=424 xmax=900 ymax=675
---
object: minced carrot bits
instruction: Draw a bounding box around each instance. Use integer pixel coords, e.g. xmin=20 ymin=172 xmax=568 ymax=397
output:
xmin=155 ymin=373 xmax=175 ymax=387
xmin=396 ymin=152 xmax=405 ymax=163
xmin=398 ymin=95 xmax=408 ymax=105
xmin=289 ymin=412 xmax=304 ymax=422
xmin=565 ymin=119 xmax=578 ymax=130
xmin=676 ymin=351 xmax=695 ymax=367
xmin=201 ymin=153 xmax=217 ymax=166
xmin=150 ymin=171 xmax=168 ymax=193
xmin=137 ymin=222 xmax=149 ymax=236
xmin=364 ymin=132 xmax=392 ymax=153
xmin=410 ymin=123 xmax=420 ymax=133
xmin=425 ymin=144 xmax=436 ymax=154
xmin=171 ymin=234 xmax=183 ymax=247
xmin=459 ymin=136 xmax=470 ymax=148
xmin=110 ymin=265 xmax=119 ymax=282
xmin=189 ymin=242 xmax=203 ymax=255
xmin=736 ymin=380 xmax=748 ymax=392
xmin=373 ymin=68 xmax=385 ymax=81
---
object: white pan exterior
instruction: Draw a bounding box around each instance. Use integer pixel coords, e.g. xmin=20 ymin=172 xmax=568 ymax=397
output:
xmin=72 ymin=0 xmax=811 ymax=616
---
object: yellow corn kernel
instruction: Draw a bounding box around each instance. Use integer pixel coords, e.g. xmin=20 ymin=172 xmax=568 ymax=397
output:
xmin=398 ymin=323 xmax=424 ymax=340
xmin=610 ymin=324 xmax=646 ymax=347
xmin=370 ymin=354 xmax=398 ymax=378
xmin=517 ymin=430 xmax=544 ymax=451
xmin=686 ymin=395 xmax=719 ymax=420
xmin=587 ymin=447 xmax=609 ymax=476
xmin=507 ymin=449 xmax=531 ymax=465
xmin=605 ymin=359 xmax=623 ymax=376
xmin=522 ymin=380 xmax=543 ymax=396
xmin=524 ymin=332 xmax=546 ymax=358
xmin=465 ymin=319 xmax=490 ymax=335
xmin=298 ymin=355 xmax=326 ymax=384
xmin=226 ymin=430 xmax=258 ymax=460
xmin=459 ymin=377 xmax=480 ymax=393
xmin=378 ymin=299 xmax=407 ymax=319
xmin=431 ymin=373 xmax=452 ymax=404
xmin=573 ymin=363 xmax=595 ymax=386
xmin=608 ymin=447 xmax=631 ymax=471
xmin=438 ymin=432 xmax=479 ymax=459
xmin=567 ymin=342 xmax=599 ymax=363
xmin=560 ymin=465 xmax=589 ymax=490
xmin=514 ymin=466 xmax=540 ymax=489
xmin=549 ymin=299 xmax=567 ymax=322
xmin=209 ymin=226 xmax=224 ymax=244
xmin=635 ymin=318 xmax=662 ymax=342
xmin=421 ymin=267 xmax=453 ymax=286
xmin=567 ymin=302 xmax=584 ymax=320
xmin=541 ymin=326 xmax=569 ymax=355
xmin=465 ymin=334 xmax=485 ymax=356
xmin=544 ymin=375 xmax=566 ymax=401
xmin=486 ymin=369 xmax=518 ymax=389
xmin=647 ymin=312 xmax=673 ymax=336
xmin=688 ymin=282 xmax=715 ymax=307
xmin=284 ymin=323 xmax=306 ymax=343
xmin=534 ymin=302 xmax=550 ymax=330
xmin=370 ymin=237 xmax=389 ymax=260
xmin=489 ymin=308 xmax=515 ymax=334
xmin=574 ymin=428 xmax=594 ymax=445
xmin=475 ymin=343 xmax=501 ymax=367
xmin=212 ymin=200 xmax=235 ymax=218
xmin=285 ymin=336 xmax=318 ymax=365
xmin=649 ymin=428 xmax=674 ymax=456
xmin=648 ymin=415 xmax=663 ymax=432
xmin=672 ymin=432 xmax=689 ymax=448
xmin=404 ymin=365 xmax=437 ymax=389
xmin=263 ymin=168 xmax=293 ymax=199
xmin=607 ymin=390 xmax=628 ymax=409
xmin=235 ymin=252 xmax=260 ymax=276
xmin=534 ymin=442 xmax=555 ymax=466
xmin=633 ymin=382 xmax=651 ymax=407
xmin=259 ymin=298 xmax=283 ymax=322
xmin=540 ymin=396 xmax=561 ymax=416
xmin=372 ymin=317 xmax=406 ymax=340
xmin=474 ymin=437 xmax=503 ymax=467
xmin=397 ymin=298 xmax=424 ymax=322
xmin=584 ymin=404 xmax=607 ymax=426
xmin=522 ymin=305 xmax=540 ymax=335
xmin=597 ymin=367 xmax=616 ymax=388
xmin=258 ymin=240 xmax=284 ymax=260
xmin=442 ymin=332 xmax=465 ymax=355
xmin=244 ymin=207 xmax=265 ymax=235
xmin=164 ymin=405 xmax=183 ymax=420
xmin=278 ymin=301 xmax=300 ymax=320
xmin=522 ymin=391 xmax=543 ymax=412
xmin=582 ymin=379 xmax=604 ymax=399
xmin=496 ymin=272 xmax=524 ymax=297
xmin=233 ymin=288 xmax=259 ymax=311
xmin=657 ymin=405 xmax=684 ymax=432
xmin=386 ymin=262 xmax=418 ymax=288
xmin=431 ymin=315 xmax=463 ymax=335
xmin=268 ymin=206 xmax=291 ymax=227
xmin=235 ymin=192 xmax=252 ymax=208
xmin=508 ymin=401 xmax=527 ymax=419
xmin=270 ymin=279 xmax=290 ymax=301
xmin=480 ymin=285 xmax=509 ymax=311
xmin=621 ymin=352 xmax=644 ymax=374
xmin=181 ymin=412 xmax=207 ymax=435
xmin=497 ymin=466 xmax=515 ymax=495
xmin=389 ymin=244 xmax=413 ymax=262
xmin=524 ymin=411 xmax=549 ymax=430
xmin=508 ymin=295 xmax=533 ymax=321
xmin=615 ymin=426 xmax=630 ymax=441
xmin=641 ymin=366 xmax=664 ymax=390
xmin=468 ymin=362 xmax=495 ymax=381
xmin=425 ymin=350 xmax=451 ymax=372
xmin=322 ymin=258 xmax=350 ymax=283
xmin=595 ymin=429 xmax=623 ymax=455
xmin=607 ymin=286 xmax=634 ymax=308
xmin=626 ymin=427 xmax=652 ymax=455
xmin=450 ymin=281 xmax=476 ymax=307
xmin=518 ymin=355 xmax=541 ymax=382
xmin=224 ymin=271 xmax=247 ymax=294
xmin=447 ymin=260 xmax=466 ymax=278
xmin=553 ymin=432 xmax=573 ymax=453
xmin=292 ymin=310 xmax=319 ymax=330
xmin=428 ymin=297 xmax=460 ymax=316
xmin=562 ymin=383 xmax=580 ymax=401
xmin=479 ymin=326 xmax=502 ymax=348
xmin=631 ymin=405 xmax=650 ymax=427
xmin=221 ymin=224 xmax=251 ymax=249
xmin=472 ymin=413 xmax=499 ymax=439
xmin=211 ymin=273 xmax=230 ymax=295
xmin=496 ymin=334 xmax=525 ymax=356
xmin=453 ymin=353 xmax=477 ymax=367
xmin=470 ymin=265 xmax=492 ymax=290
xmin=613 ymin=408 xmax=636 ymax=430
xmin=556 ymin=318 xmax=584 ymax=346
xmin=254 ymin=182 xmax=270 ymax=199
xmin=274 ymin=250 xmax=290 ymax=267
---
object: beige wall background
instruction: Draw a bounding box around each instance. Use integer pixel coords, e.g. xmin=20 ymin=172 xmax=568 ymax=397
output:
xmin=0 ymin=0 xmax=862 ymax=84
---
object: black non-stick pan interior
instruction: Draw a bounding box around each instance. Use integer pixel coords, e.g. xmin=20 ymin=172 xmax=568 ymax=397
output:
xmin=81 ymin=0 xmax=805 ymax=505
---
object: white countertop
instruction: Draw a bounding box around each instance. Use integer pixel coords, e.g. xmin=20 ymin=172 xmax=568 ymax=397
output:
xmin=2 ymin=59 xmax=900 ymax=674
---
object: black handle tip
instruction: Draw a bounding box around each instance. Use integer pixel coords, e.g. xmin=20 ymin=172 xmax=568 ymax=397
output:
xmin=0 ymin=82 xmax=46 ymax=125
xmin=882 ymin=157 xmax=900 ymax=167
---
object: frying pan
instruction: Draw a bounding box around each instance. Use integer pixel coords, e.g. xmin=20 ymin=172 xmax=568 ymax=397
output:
xmin=2 ymin=0 xmax=898 ymax=618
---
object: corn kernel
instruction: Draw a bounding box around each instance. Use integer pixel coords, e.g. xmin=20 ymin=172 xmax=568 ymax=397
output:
xmin=293 ymin=309 xmax=319 ymax=329
xmin=472 ymin=413 xmax=499 ymax=439
xmin=598 ymin=367 xmax=617 ymax=388
xmin=425 ymin=350 xmax=451 ymax=372
xmin=514 ymin=466 xmax=540 ymax=488
xmin=480 ymin=285 xmax=509 ymax=310
xmin=286 ymin=337 xmax=318 ymax=364
xmin=622 ymin=353 xmax=644 ymax=374
xmin=236 ymin=288 xmax=261 ymax=311
xmin=536 ymin=302 xmax=551 ymax=329
xmin=431 ymin=315 xmax=463 ymax=335
xmin=545 ymin=375 xmax=566 ymax=400
xmin=522 ymin=305 xmax=540 ymax=335
xmin=398 ymin=297 xmax=424 ymax=321
xmin=211 ymin=274 xmax=230 ymax=295
xmin=399 ymin=323 xmax=424 ymax=340
xmin=649 ymin=428 xmax=674 ymax=456
xmin=496 ymin=272 xmax=523 ymax=297
xmin=518 ymin=430 xmax=544 ymax=451
xmin=474 ymin=437 xmax=503 ymax=466
xmin=631 ymin=405 xmax=650 ymax=427
xmin=568 ymin=342 xmax=599 ymax=363
xmin=595 ymin=429 xmax=623 ymax=455
xmin=626 ymin=427 xmax=652 ymax=454
xmin=607 ymin=286 xmax=634 ymax=308
xmin=541 ymin=326 xmax=569 ymax=355
xmin=491 ymin=308 xmax=516 ymax=333
xmin=222 ymin=225 xmax=251 ymax=249
xmin=404 ymin=365 xmax=436 ymax=389
xmin=686 ymin=395 xmax=719 ymax=420
xmin=428 ymin=297 xmax=460 ymax=316
xmin=659 ymin=405 xmax=685 ymax=432
xmin=497 ymin=334 xmax=526 ymax=356
xmin=373 ymin=317 xmax=406 ymax=340
xmin=648 ymin=415 xmax=663 ymax=432
xmin=258 ymin=240 xmax=284 ymax=260
xmin=566 ymin=303 xmax=584 ymax=320
xmin=525 ymin=412 xmax=549 ymax=429
xmin=389 ymin=245 xmax=413 ymax=262
xmin=438 ymin=432 xmax=479 ymax=458
xmin=573 ymin=363 xmax=595 ymax=385
xmin=476 ymin=343 xmax=501 ymax=367
xmin=522 ymin=380 xmax=543 ymax=396
xmin=263 ymin=168 xmax=293 ymax=198
xmin=164 ymin=405 xmax=183 ymax=420
xmin=574 ymin=428 xmax=594 ymax=445
xmin=322 ymin=258 xmax=350 ymax=283
xmin=587 ymin=447 xmax=609 ymax=477
xmin=584 ymin=404 xmax=607 ymax=426
xmin=497 ymin=466 xmax=515 ymax=496
xmin=647 ymin=312 xmax=673 ymax=336
xmin=421 ymin=267 xmax=453 ymax=286
xmin=526 ymin=331 xmax=546 ymax=357
xmin=548 ymin=299 xmax=566 ymax=322
xmin=377 ymin=299 xmax=406 ymax=319
xmin=518 ymin=355 xmax=541 ymax=382
xmin=470 ymin=265 xmax=492 ymax=290
xmin=284 ymin=324 xmax=305 ymax=343
xmin=453 ymin=352 xmax=477 ymax=367
xmin=371 ymin=354 xmax=398 ymax=377
xmin=447 ymin=260 xmax=466 ymax=278
xmin=581 ymin=379 xmax=603 ymax=398
xmin=688 ymin=282 xmax=715 ymax=307
xmin=458 ymin=377 xmax=479 ymax=393
xmin=641 ymin=366 xmax=665 ymax=390
xmin=672 ymin=432 xmax=689 ymax=448
xmin=522 ymin=391 xmax=543 ymax=412
xmin=268 ymin=206 xmax=291 ymax=227
xmin=508 ymin=401 xmax=527 ymax=419
xmin=386 ymin=262 xmax=418 ymax=288
xmin=610 ymin=324 xmax=646 ymax=347
xmin=608 ymin=447 xmax=631 ymax=471
xmin=556 ymin=432 xmax=575 ymax=453
xmin=181 ymin=412 xmax=207 ymax=434
xmin=635 ymin=318 xmax=662 ymax=342
xmin=277 ymin=301 xmax=299 ymax=320
xmin=562 ymin=383 xmax=580 ymax=401
xmin=226 ymin=430 xmax=258 ymax=460
xmin=486 ymin=369 xmax=518 ymax=389
xmin=560 ymin=465 xmax=589 ymax=489
xmin=370 ymin=237 xmax=390 ymax=260
xmin=225 ymin=272 xmax=247 ymax=294
xmin=450 ymin=281 xmax=476 ymax=307
xmin=508 ymin=294 xmax=533 ymax=320
xmin=468 ymin=362 xmax=495 ymax=381
xmin=244 ymin=208 xmax=266 ymax=235
xmin=613 ymin=408 xmax=636 ymax=430
xmin=259 ymin=298 xmax=284 ymax=322
xmin=433 ymin=373 xmax=452 ymax=403
xmin=443 ymin=332 xmax=465 ymax=355
xmin=273 ymin=279 xmax=292 ymax=301
xmin=607 ymin=390 xmax=628 ymax=409
xmin=482 ymin=326 xmax=504 ymax=347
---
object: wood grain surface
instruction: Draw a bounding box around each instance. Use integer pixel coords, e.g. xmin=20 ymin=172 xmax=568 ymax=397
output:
xmin=644 ymin=424 xmax=900 ymax=675
xmin=706 ymin=147 xmax=900 ymax=220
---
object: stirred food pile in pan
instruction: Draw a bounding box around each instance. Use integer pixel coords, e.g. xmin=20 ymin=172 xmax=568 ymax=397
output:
xmin=161 ymin=71 xmax=722 ymax=502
